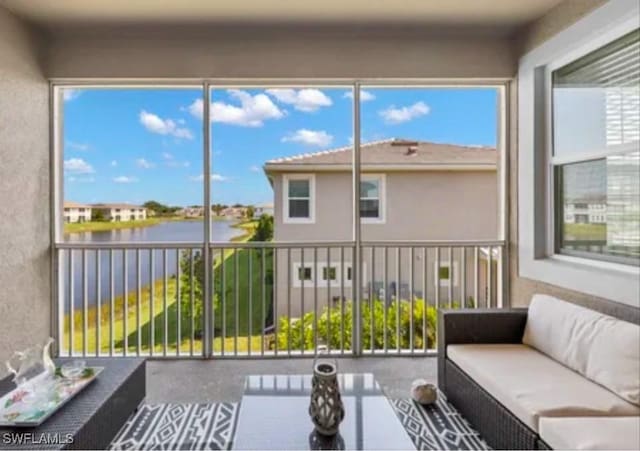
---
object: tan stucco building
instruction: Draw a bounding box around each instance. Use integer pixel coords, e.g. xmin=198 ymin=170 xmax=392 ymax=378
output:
xmin=90 ymin=203 xmax=147 ymax=222
xmin=264 ymin=139 xmax=500 ymax=316
xmin=63 ymin=201 xmax=91 ymax=223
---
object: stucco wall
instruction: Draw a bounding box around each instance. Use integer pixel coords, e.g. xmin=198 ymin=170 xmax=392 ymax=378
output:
xmin=509 ymin=0 xmax=639 ymax=321
xmin=44 ymin=27 xmax=516 ymax=79
xmin=272 ymin=169 xmax=499 ymax=314
xmin=0 ymin=8 xmax=50 ymax=377
xmin=273 ymin=170 xmax=499 ymax=242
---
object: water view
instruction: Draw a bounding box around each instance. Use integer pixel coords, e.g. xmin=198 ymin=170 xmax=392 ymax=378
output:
xmin=64 ymin=220 xmax=241 ymax=310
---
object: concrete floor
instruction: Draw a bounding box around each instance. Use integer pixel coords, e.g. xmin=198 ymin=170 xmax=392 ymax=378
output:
xmin=147 ymin=356 xmax=437 ymax=403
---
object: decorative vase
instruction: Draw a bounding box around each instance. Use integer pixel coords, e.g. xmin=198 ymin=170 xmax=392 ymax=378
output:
xmin=309 ymin=353 xmax=345 ymax=436
xmin=411 ymin=379 xmax=438 ymax=405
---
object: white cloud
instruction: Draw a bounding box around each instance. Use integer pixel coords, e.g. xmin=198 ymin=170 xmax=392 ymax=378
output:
xmin=343 ymin=90 xmax=376 ymax=102
xmin=161 ymin=152 xmax=173 ymax=160
xmin=136 ymin=158 xmax=155 ymax=169
xmin=282 ymin=129 xmax=333 ymax=147
xmin=266 ymin=88 xmax=332 ymax=112
xmin=113 ymin=176 xmax=138 ymax=184
xmin=249 ymin=165 xmax=261 ymax=172
xmin=186 ymin=90 xmax=285 ymax=127
xmin=379 ymin=101 xmax=430 ymax=124
xmin=66 ymin=141 xmax=90 ymax=151
xmin=63 ymin=89 xmax=82 ymax=102
xmin=110 ymin=160 xmax=118 ymax=167
xmin=67 ymin=176 xmax=95 ymax=183
xmin=139 ymin=110 xmax=193 ymax=139
xmin=64 ymin=158 xmax=95 ymax=174
xmin=189 ymin=173 xmax=228 ymax=182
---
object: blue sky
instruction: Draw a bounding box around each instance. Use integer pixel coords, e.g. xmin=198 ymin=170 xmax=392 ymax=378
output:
xmin=63 ymin=87 xmax=497 ymax=206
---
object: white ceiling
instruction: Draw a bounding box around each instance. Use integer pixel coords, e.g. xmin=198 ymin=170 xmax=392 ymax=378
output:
xmin=0 ymin=0 xmax=563 ymax=30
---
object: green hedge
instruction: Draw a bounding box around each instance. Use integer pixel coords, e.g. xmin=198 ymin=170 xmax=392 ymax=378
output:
xmin=276 ymin=299 xmax=440 ymax=351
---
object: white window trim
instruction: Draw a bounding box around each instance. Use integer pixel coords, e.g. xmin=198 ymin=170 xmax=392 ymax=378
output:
xmin=518 ymin=0 xmax=640 ymax=307
xmin=283 ymin=174 xmax=315 ymax=224
xmin=361 ymin=174 xmax=386 ymax=224
xmin=434 ymin=262 xmax=459 ymax=288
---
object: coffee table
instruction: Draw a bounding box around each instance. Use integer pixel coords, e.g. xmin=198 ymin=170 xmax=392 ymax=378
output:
xmin=232 ymin=373 xmax=415 ymax=450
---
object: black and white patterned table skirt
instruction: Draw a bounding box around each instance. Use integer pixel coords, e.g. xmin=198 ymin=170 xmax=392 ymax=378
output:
xmin=110 ymin=403 xmax=238 ymax=450
xmin=391 ymin=396 xmax=490 ymax=450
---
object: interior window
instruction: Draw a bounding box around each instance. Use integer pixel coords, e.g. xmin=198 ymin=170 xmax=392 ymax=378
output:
xmin=553 ymin=29 xmax=639 ymax=265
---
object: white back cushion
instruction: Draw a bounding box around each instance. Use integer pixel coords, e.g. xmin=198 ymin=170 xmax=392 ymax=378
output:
xmin=523 ymin=294 xmax=640 ymax=406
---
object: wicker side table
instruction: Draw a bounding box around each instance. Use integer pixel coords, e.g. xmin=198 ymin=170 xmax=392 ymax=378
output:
xmin=0 ymin=358 xmax=145 ymax=450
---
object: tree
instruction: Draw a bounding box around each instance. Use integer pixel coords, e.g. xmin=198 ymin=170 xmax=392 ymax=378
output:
xmin=179 ymin=250 xmax=220 ymax=339
xmin=212 ymin=204 xmax=224 ymax=216
xmin=246 ymin=205 xmax=255 ymax=220
xmin=143 ymin=200 xmax=181 ymax=216
xmin=251 ymin=214 xmax=273 ymax=242
xmin=91 ymin=209 xmax=107 ymax=222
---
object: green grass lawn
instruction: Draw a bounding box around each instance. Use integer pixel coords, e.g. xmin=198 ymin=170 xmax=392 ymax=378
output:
xmin=213 ymin=246 xmax=274 ymax=337
xmin=63 ymin=218 xmax=165 ymax=234
xmin=563 ymin=223 xmax=606 ymax=241
xmin=63 ymin=223 xmax=273 ymax=355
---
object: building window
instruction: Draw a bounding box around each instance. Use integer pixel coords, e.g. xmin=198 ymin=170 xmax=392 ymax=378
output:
xmin=360 ymin=175 xmax=385 ymax=223
xmin=298 ymin=267 xmax=312 ymax=281
xmin=553 ymin=29 xmax=639 ymax=265
xmin=322 ymin=266 xmax=337 ymax=281
xmin=434 ymin=262 xmax=459 ymax=287
xmin=284 ymin=174 xmax=315 ymax=223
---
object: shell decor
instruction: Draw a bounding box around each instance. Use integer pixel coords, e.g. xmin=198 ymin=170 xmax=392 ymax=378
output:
xmin=309 ymin=355 xmax=345 ymax=436
xmin=411 ymin=379 xmax=438 ymax=405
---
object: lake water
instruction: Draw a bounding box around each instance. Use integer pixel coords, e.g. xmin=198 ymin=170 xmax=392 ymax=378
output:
xmin=63 ymin=220 xmax=241 ymax=311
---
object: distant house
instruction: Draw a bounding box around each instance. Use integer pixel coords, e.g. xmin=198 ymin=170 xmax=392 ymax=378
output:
xmin=63 ymin=202 xmax=92 ymax=223
xmin=264 ymin=138 xmax=500 ymax=316
xmin=222 ymin=207 xmax=246 ymax=219
xmin=254 ymin=203 xmax=274 ymax=217
xmin=179 ymin=206 xmax=204 ymax=218
xmin=90 ymin=203 xmax=147 ymax=222
xmin=564 ymin=199 xmax=607 ymax=225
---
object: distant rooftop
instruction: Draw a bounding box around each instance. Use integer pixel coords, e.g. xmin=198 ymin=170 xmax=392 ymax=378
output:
xmin=63 ymin=201 xmax=91 ymax=209
xmin=91 ymin=203 xmax=145 ymax=209
xmin=264 ymin=138 xmax=497 ymax=170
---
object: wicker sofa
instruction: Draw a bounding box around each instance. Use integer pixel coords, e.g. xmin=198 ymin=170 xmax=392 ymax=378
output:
xmin=437 ymin=294 xmax=640 ymax=450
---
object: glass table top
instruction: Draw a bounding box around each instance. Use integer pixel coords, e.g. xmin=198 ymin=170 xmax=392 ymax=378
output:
xmin=232 ymin=373 xmax=415 ymax=450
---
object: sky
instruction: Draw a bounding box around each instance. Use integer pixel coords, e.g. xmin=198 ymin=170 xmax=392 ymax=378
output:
xmin=62 ymin=87 xmax=498 ymax=207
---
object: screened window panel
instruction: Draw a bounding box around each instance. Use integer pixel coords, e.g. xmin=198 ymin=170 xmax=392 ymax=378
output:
xmin=289 ymin=199 xmax=310 ymax=218
xmin=553 ymin=29 xmax=640 ymax=159
xmin=360 ymin=199 xmax=380 ymax=218
xmin=361 ymin=180 xmax=379 ymax=198
xmin=288 ymin=180 xmax=310 ymax=198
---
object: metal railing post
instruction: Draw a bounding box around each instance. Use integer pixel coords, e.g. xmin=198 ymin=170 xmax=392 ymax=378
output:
xmin=203 ymin=83 xmax=212 ymax=358
xmin=352 ymin=82 xmax=362 ymax=356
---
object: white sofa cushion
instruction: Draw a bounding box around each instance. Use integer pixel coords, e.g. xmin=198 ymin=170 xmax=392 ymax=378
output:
xmin=522 ymin=294 xmax=640 ymax=406
xmin=539 ymin=417 xmax=640 ymax=450
xmin=447 ymin=344 xmax=640 ymax=431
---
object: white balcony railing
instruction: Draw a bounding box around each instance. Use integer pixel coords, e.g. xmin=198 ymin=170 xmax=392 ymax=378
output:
xmin=54 ymin=240 xmax=505 ymax=358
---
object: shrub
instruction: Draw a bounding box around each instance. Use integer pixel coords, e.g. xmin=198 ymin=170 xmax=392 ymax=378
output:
xmin=276 ymin=299 xmax=440 ymax=351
